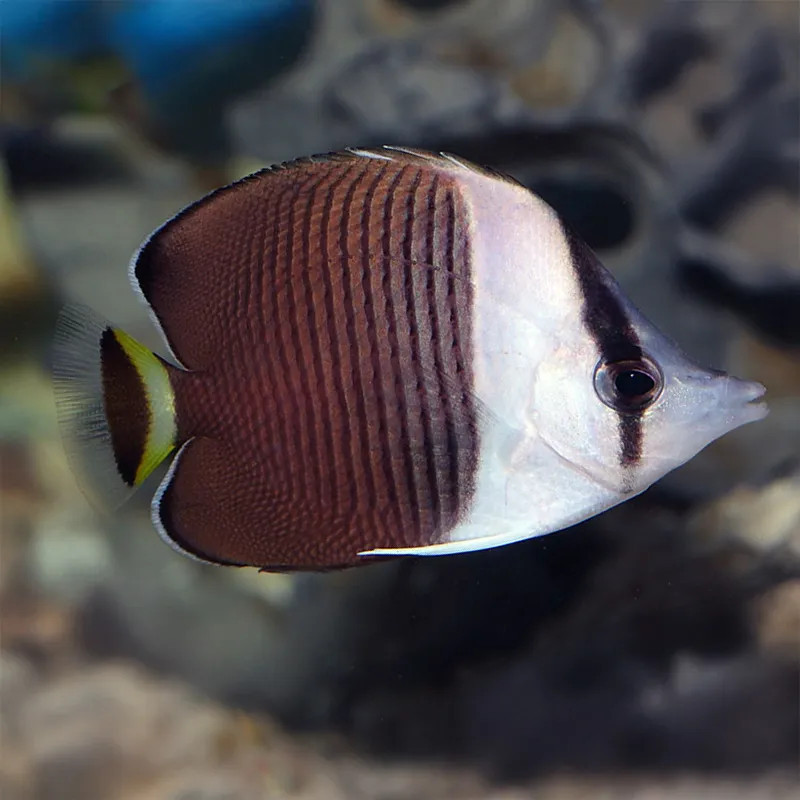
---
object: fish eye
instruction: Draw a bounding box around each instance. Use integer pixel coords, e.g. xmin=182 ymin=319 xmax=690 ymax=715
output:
xmin=594 ymin=356 xmax=663 ymax=413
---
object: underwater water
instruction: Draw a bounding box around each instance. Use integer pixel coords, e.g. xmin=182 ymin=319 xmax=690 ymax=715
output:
xmin=1 ymin=1 xmax=798 ymax=798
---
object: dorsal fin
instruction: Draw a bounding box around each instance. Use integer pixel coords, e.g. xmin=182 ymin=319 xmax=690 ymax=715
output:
xmin=345 ymin=145 xmax=525 ymax=187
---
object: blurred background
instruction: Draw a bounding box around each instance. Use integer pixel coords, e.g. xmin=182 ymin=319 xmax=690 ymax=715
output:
xmin=1 ymin=1 xmax=799 ymax=798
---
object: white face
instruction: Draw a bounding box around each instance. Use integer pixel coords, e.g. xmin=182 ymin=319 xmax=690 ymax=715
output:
xmin=623 ymin=315 xmax=767 ymax=489
xmin=530 ymin=299 xmax=768 ymax=499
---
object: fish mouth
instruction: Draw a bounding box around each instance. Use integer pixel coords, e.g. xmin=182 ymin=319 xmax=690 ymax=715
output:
xmin=741 ymin=380 xmax=767 ymax=402
xmin=740 ymin=379 xmax=767 ymax=405
xmin=725 ymin=378 xmax=769 ymax=423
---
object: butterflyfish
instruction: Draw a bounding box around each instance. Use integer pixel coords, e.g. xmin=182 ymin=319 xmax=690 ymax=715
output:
xmin=53 ymin=147 xmax=768 ymax=570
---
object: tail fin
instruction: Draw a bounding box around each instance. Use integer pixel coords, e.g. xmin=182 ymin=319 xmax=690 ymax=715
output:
xmin=53 ymin=304 xmax=178 ymax=511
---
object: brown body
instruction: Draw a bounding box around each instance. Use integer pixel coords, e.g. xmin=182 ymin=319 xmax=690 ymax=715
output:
xmin=135 ymin=152 xmax=480 ymax=568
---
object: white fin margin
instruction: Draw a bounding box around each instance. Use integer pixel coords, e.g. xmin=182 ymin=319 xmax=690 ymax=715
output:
xmin=150 ymin=438 xmax=221 ymax=566
xmin=345 ymin=147 xmax=394 ymax=160
xmin=52 ymin=303 xmax=136 ymax=512
xmin=358 ymin=519 xmax=548 ymax=558
xmin=127 ymin=227 xmax=188 ymax=369
xmin=346 ymin=145 xmax=485 ymax=177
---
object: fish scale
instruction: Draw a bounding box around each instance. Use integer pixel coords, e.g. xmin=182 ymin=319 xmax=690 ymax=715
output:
xmin=148 ymin=155 xmax=479 ymax=566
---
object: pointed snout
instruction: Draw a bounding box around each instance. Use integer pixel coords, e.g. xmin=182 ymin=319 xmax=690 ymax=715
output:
xmin=721 ymin=375 xmax=769 ymax=425
xmin=672 ymin=368 xmax=768 ymax=439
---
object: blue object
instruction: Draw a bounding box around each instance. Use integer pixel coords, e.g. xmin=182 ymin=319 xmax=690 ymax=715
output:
xmin=1 ymin=0 xmax=316 ymax=164
xmin=1 ymin=1 xmax=108 ymax=76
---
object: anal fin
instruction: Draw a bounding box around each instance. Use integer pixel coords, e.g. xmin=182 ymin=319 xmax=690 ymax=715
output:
xmin=152 ymin=437 xmax=250 ymax=567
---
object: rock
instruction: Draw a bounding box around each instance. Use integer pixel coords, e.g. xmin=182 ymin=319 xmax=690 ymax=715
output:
xmin=729 ymin=334 xmax=800 ymax=401
xmin=517 ymin=774 xmax=800 ymax=800
xmin=5 ymin=651 xmax=797 ymax=799
xmin=0 ymin=362 xmax=116 ymax=607
xmin=755 ymin=580 xmax=800 ymax=655
xmin=0 ymin=598 xmax=74 ymax=668
xmin=642 ymin=654 xmax=799 ymax=771
xmin=688 ymin=471 xmax=800 ymax=560
xmin=0 ymin=161 xmax=51 ymax=355
xmin=10 ymin=663 xmax=258 ymax=800
xmin=29 ymin=510 xmax=113 ymax=606
xmin=362 ymin=0 xmax=561 ymax=71
xmin=0 ymin=652 xmax=39 ymax=739
xmin=75 ymin=511 xmax=397 ymax=724
xmin=323 ymin=44 xmax=516 ymax=142
xmin=122 ymin=769 xmax=267 ymax=800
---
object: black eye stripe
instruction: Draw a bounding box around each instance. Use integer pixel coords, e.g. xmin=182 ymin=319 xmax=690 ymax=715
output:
xmin=564 ymin=226 xmax=644 ymax=467
xmin=564 ymin=229 xmax=642 ymax=363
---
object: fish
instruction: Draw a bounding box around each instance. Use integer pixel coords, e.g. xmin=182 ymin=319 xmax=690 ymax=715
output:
xmin=52 ymin=146 xmax=768 ymax=571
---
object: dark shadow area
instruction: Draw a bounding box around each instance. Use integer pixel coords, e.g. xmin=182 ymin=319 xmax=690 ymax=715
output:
xmin=2 ymin=126 xmax=135 ymax=194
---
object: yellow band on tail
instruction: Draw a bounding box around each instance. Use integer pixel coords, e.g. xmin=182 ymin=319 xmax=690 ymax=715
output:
xmin=111 ymin=328 xmax=177 ymax=485
xmin=53 ymin=303 xmax=181 ymax=512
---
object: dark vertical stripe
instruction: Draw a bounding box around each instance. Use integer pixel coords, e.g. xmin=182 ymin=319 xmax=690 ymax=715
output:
xmin=565 ymin=227 xmax=644 ymax=466
xmin=285 ymin=172 xmax=324 ymax=502
xmin=298 ymin=175 xmax=329 ymax=503
xmin=317 ymin=166 xmax=355 ymax=514
xmin=619 ymin=416 xmax=642 ymax=467
xmin=456 ymin=190 xmax=477 ymax=507
xmin=438 ymin=185 xmax=463 ymax=512
xmin=291 ymin=173 xmax=340 ymax=501
xmin=100 ymin=329 xmax=149 ymax=486
xmin=377 ymin=171 xmax=407 ymax=526
xmin=358 ymin=165 xmax=390 ymax=515
xmin=421 ymin=175 xmax=444 ymax=528
xmin=244 ymin=187 xmax=281 ymax=480
xmin=450 ymin=187 xmax=477 ymax=512
xmin=223 ymin=194 xmax=278 ymax=479
xmin=400 ymin=169 xmax=426 ymax=532
xmin=261 ymin=182 xmax=301 ymax=499
xmin=339 ymin=167 xmax=373 ymax=518
xmin=377 ymin=166 xmax=408 ymax=525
